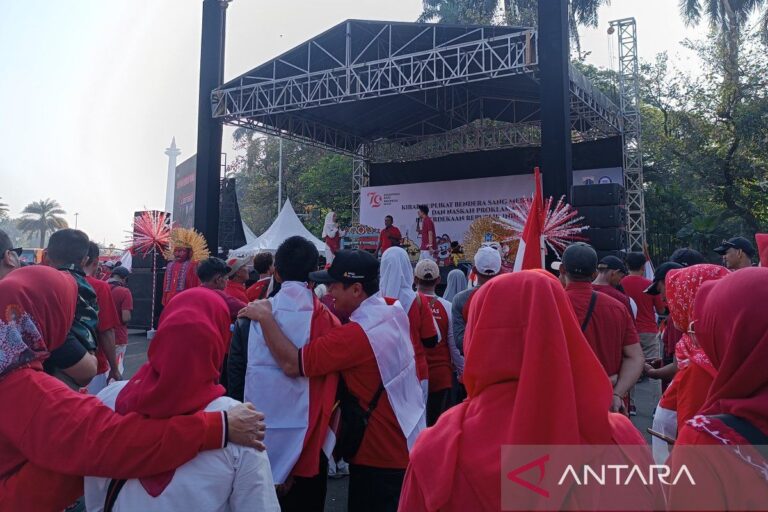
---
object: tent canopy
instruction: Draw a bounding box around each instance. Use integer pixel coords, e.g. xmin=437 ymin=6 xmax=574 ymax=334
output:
xmin=231 ymin=199 xmax=326 ymax=256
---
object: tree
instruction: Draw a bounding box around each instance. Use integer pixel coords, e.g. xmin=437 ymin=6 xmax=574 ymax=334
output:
xmin=229 ymin=130 xmax=354 ymax=238
xmin=17 ymin=199 xmax=68 ymax=248
xmin=417 ymin=0 xmax=611 ymax=59
xmin=0 ymin=197 xmax=8 ymax=220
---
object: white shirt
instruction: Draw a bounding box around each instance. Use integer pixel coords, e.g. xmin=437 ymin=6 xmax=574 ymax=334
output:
xmin=84 ymin=382 xmax=280 ymax=512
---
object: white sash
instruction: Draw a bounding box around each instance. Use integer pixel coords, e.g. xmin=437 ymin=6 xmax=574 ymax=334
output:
xmin=244 ymin=281 xmax=313 ymax=484
xmin=350 ymin=293 xmax=426 ymax=450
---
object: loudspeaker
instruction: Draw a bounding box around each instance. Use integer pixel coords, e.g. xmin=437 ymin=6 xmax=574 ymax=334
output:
xmin=126 ymin=268 xmax=165 ymax=330
xmin=584 ymin=228 xmax=627 ymax=251
xmin=572 ymin=184 xmax=625 ymax=206
xmin=596 ymin=249 xmax=628 ymax=261
xmin=576 ymin=205 xmax=627 ymax=228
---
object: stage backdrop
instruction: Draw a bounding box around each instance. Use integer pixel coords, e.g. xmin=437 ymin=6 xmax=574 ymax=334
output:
xmin=360 ymin=168 xmax=622 ymax=247
xmin=173 ymin=154 xmax=197 ymax=229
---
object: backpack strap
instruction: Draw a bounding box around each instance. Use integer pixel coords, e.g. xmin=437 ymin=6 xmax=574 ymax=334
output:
xmin=581 ymin=292 xmax=599 ymax=332
xmin=365 ymin=383 xmax=386 ymax=423
xmin=103 ymin=478 xmax=128 ymax=512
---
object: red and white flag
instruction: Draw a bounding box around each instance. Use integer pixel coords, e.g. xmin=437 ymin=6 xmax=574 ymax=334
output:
xmin=513 ymin=167 xmax=546 ymax=271
xmin=642 ymin=243 xmax=655 ymax=280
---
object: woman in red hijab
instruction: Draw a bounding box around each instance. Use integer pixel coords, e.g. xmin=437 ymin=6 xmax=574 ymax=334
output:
xmin=668 ymin=268 xmax=768 ymax=510
xmin=660 ymin=264 xmax=730 ymax=431
xmin=85 ymin=287 xmax=279 ymax=510
xmin=399 ymin=270 xmax=663 ymax=511
xmin=0 ymin=266 xmax=266 ymax=511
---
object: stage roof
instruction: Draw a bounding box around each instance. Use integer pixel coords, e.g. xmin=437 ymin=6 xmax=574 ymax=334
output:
xmin=213 ymin=19 xmax=621 ymax=162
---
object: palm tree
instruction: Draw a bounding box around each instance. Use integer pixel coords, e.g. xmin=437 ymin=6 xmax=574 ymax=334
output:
xmin=17 ymin=199 xmax=68 ymax=248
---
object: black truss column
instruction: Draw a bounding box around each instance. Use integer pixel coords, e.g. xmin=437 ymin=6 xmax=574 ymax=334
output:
xmin=538 ymin=0 xmax=573 ymax=201
xmin=194 ymin=0 xmax=229 ymax=253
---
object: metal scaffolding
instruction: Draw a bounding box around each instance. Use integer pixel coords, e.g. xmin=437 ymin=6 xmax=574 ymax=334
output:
xmin=351 ymin=147 xmax=370 ymax=223
xmin=611 ymin=17 xmax=646 ymax=251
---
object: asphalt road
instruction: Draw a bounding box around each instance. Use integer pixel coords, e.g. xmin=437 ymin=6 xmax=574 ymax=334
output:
xmin=123 ymin=329 xmax=659 ymax=511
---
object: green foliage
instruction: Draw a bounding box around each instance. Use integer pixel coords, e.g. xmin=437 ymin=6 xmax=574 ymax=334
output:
xmin=229 ymin=130 xmax=353 ymax=238
xmin=17 ymin=198 xmax=68 ymax=248
xmin=0 ymin=197 xmax=8 ymax=220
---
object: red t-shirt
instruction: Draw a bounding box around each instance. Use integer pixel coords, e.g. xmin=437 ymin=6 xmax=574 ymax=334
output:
xmin=325 ymin=234 xmax=341 ymax=254
xmin=86 ymin=277 xmax=122 ymax=374
xmin=565 ymin=282 xmax=639 ymax=376
xmin=407 ymin=294 xmax=437 ymax=381
xmin=224 ymin=280 xmax=249 ymax=304
xmin=621 ymin=275 xmax=664 ymax=333
xmin=593 ymin=283 xmax=634 ymax=317
xmin=108 ymin=283 xmax=133 ymax=346
xmin=300 ymin=322 xmax=409 ymax=469
xmin=424 ymin=295 xmax=452 ymax=392
xmin=419 ymin=216 xmax=436 ymax=251
xmin=245 ymin=277 xmax=271 ymax=302
xmin=379 ymin=226 xmax=402 ymax=253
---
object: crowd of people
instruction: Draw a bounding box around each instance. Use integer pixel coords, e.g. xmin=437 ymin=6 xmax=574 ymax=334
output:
xmin=0 ymin=225 xmax=766 ymax=511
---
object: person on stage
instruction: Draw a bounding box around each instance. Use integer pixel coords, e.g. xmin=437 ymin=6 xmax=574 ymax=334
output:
xmin=321 ymin=211 xmax=345 ymax=265
xmin=163 ymin=228 xmax=209 ymax=306
xmin=376 ymin=215 xmax=402 ymax=257
xmin=416 ymin=205 xmax=436 ymax=261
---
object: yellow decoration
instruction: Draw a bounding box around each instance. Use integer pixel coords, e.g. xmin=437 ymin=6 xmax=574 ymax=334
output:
xmin=463 ymin=216 xmax=518 ymax=264
xmin=164 ymin=228 xmax=210 ymax=262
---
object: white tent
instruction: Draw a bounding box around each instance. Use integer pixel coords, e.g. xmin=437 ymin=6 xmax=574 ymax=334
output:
xmin=230 ymin=199 xmax=325 ymax=256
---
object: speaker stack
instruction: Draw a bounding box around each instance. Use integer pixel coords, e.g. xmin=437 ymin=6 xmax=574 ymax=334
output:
xmin=572 ymin=183 xmax=628 ymax=259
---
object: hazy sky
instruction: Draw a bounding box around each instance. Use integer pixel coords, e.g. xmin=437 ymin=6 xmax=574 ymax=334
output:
xmin=0 ymin=0 xmax=706 ymax=246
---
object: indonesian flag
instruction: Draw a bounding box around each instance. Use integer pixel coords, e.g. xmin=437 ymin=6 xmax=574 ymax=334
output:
xmin=642 ymin=243 xmax=655 ymax=280
xmin=757 ymin=234 xmax=768 ymax=267
xmin=513 ymin=167 xmax=546 ymax=271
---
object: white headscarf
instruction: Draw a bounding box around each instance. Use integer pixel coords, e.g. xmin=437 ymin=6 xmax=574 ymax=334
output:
xmin=321 ymin=212 xmax=339 ymax=238
xmin=443 ymin=268 xmax=468 ymax=302
xmin=380 ymin=246 xmax=417 ymax=313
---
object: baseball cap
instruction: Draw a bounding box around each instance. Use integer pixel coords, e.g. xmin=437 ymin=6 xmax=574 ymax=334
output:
xmin=561 ymin=242 xmax=598 ymax=277
xmin=474 ymin=246 xmax=502 ymax=276
xmin=414 ymin=259 xmax=440 ymax=281
xmin=713 ymin=237 xmax=755 ymax=257
xmin=644 ymin=262 xmax=683 ymax=295
xmin=111 ymin=266 xmax=130 ymax=278
xmin=598 ymin=255 xmax=628 ymax=274
xmin=226 ymin=256 xmax=250 ymax=276
xmin=669 ymin=248 xmax=705 ymax=267
xmin=309 ymin=249 xmax=379 ymax=284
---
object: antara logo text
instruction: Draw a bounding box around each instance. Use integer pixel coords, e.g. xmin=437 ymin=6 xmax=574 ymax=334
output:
xmin=556 ymin=464 xmax=696 ymax=487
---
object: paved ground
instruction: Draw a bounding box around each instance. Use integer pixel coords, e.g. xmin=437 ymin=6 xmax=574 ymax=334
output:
xmin=123 ymin=329 xmax=659 ymax=511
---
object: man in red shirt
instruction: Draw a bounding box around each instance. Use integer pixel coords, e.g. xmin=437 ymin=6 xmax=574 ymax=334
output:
xmin=107 ymin=265 xmax=133 ymax=376
xmin=593 ymin=255 xmax=634 ymax=316
xmin=561 ymin=243 xmax=644 ymax=414
xmin=414 ymin=259 xmax=463 ymax=426
xmin=224 ymin=256 xmax=250 ymax=303
xmin=246 ymin=252 xmax=274 ymax=301
xmin=228 ymin=236 xmax=339 ymax=511
xmin=417 ymin=205 xmax=436 ymax=261
xmin=621 ymin=252 xmax=665 ymax=359
xmin=376 ymin=215 xmax=402 ymax=256
xmin=240 ymin=249 xmax=424 ymax=512
xmin=83 ymin=242 xmax=122 ymax=394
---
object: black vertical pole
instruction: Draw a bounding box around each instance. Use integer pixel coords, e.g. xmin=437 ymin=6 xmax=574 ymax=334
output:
xmin=194 ymin=0 xmax=229 ymax=253
xmin=538 ymin=0 xmax=572 ymax=202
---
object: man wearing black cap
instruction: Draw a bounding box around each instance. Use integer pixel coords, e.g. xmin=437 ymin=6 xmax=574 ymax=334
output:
xmin=592 ymin=256 xmax=633 ymax=316
xmin=108 ymin=265 xmax=133 ymax=377
xmin=714 ymin=237 xmax=755 ymax=271
xmin=239 ymin=249 xmax=424 ymax=512
xmin=560 ymin=243 xmax=643 ymax=414
xmin=644 ymin=262 xmax=684 ymax=382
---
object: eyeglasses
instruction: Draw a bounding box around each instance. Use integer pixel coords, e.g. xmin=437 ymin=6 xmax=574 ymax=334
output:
xmin=6 ymin=247 xmax=22 ymax=256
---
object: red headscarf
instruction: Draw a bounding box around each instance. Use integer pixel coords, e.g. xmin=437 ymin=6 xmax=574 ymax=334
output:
xmin=115 ymin=287 xmax=230 ymax=495
xmin=666 ymin=264 xmax=729 ymax=377
xmin=695 ymin=267 xmax=768 ymax=436
xmin=406 ymin=271 xmax=618 ymax=510
xmin=0 ymin=266 xmax=77 ymax=379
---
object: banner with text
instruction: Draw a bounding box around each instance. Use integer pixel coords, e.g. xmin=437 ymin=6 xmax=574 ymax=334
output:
xmin=360 ymin=168 xmax=622 ymax=246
